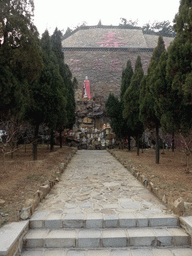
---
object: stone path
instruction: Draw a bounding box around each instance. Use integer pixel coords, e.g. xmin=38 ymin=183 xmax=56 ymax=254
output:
xmin=33 ymin=150 xmax=168 ymax=216
xmin=21 ymin=150 xmax=192 ymax=255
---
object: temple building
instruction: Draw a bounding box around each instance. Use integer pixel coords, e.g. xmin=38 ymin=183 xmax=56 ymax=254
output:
xmin=62 ymin=25 xmax=174 ymax=101
xmin=62 ymin=26 xmax=174 ymax=130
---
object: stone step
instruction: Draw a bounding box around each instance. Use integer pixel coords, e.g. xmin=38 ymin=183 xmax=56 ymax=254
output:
xmin=29 ymin=212 xmax=179 ymax=229
xmin=21 ymin=246 xmax=192 ymax=256
xmin=24 ymin=227 xmax=190 ymax=249
xmin=0 ymin=220 xmax=29 ymax=256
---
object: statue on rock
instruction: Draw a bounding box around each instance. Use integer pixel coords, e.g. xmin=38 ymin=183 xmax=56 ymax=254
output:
xmin=82 ymin=76 xmax=91 ymax=100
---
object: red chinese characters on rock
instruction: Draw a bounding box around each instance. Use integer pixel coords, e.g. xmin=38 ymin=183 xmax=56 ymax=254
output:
xmin=82 ymin=76 xmax=91 ymax=99
xmin=96 ymin=32 xmax=126 ymax=48
xmin=93 ymin=59 xmax=103 ymax=71
xmin=110 ymin=59 xmax=122 ymax=72
xmin=69 ymin=59 xmax=81 ymax=72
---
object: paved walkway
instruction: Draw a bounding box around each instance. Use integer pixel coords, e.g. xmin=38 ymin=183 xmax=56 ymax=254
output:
xmin=21 ymin=150 xmax=192 ymax=256
xmin=33 ymin=150 xmax=170 ymax=218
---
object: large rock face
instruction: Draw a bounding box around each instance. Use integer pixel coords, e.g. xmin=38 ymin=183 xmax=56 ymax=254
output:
xmin=75 ymin=97 xmax=107 ymax=130
xmin=62 ymin=26 xmax=174 ymax=100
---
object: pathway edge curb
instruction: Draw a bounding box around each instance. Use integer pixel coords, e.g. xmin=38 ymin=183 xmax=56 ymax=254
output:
xmin=180 ymin=216 xmax=192 ymax=244
xmin=19 ymin=148 xmax=77 ymax=221
xmin=107 ymin=149 xmax=192 ymax=244
xmin=0 ymin=148 xmax=78 ymax=256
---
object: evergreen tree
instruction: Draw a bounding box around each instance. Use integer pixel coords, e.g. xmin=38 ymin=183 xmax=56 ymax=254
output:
xmin=0 ymin=0 xmax=42 ymax=121
xmin=51 ymin=27 xmax=67 ymax=147
xmin=0 ymin=53 xmax=19 ymax=119
xmin=166 ymin=0 xmax=192 ymax=135
xmin=139 ymin=36 xmax=165 ymax=163
xmin=0 ymin=0 xmax=36 ymax=49
xmin=41 ymin=30 xmax=67 ymax=152
xmin=63 ymin=64 xmax=76 ymax=129
xmin=173 ymin=0 xmax=192 ymax=40
xmin=105 ymin=93 xmax=124 ymax=139
xmin=153 ymin=50 xmax=178 ymax=151
xmin=0 ymin=0 xmax=42 ymax=156
xmin=51 ymin=28 xmax=76 ymax=131
xmin=106 ymin=60 xmax=134 ymax=145
xmin=40 ymin=31 xmax=65 ymax=130
xmin=142 ymin=21 xmax=175 ymax=37
xmin=25 ymin=30 xmax=66 ymax=159
xmin=63 ymin=27 xmax=72 ymax=39
xmin=120 ymin=60 xmax=134 ymax=101
xmin=120 ymin=59 xmax=134 ymax=150
xmin=97 ymin=20 xmax=102 ymax=27
xmin=123 ymin=56 xmax=144 ymax=156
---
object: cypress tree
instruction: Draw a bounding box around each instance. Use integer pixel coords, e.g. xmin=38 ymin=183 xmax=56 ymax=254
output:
xmin=51 ymin=28 xmax=68 ymax=147
xmin=106 ymin=60 xmax=134 ymax=145
xmin=139 ymin=36 xmax=165 ymax=163
xmin=123 ymin=56 xmax=144 ymax=156
xmin=166 ymin=0 xmax=192 ymax=135
xmin=120 ymin=60 xmax=134 ymax=101
xmin=63 ymin=64 xmax=76 ymax=129
xmin=120 ymin=59 xmax=134 ymax=150
xmin=0 ymin=0 xmax=42 ymax=121
xmin=0 ymin=0 xmax=42 ymax=158
xmin=25 ymin=30 xmax=66 ymax=159
xmin=105 ymin=93 xmax=124 ymax=139
xmin=153 ymin=50 xmax=178 ymax=151
xmin=41 ymin=30 xmax=67 ymax=152
xmin=51 ymin=28 xmax=76 ymax=131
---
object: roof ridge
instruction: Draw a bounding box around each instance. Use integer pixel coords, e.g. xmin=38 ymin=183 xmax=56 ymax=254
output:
xmin=63 ymin=25 xmax=142 ymax=40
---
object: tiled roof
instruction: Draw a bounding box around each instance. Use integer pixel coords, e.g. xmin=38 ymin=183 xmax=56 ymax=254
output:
xmin=62 ymin=27 xmax=174 ymax=49
xmin=144 ymin=34 xmax=174 ymax=49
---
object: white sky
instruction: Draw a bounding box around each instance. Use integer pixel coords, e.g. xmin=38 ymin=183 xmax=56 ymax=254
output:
xmin=33 ymin=0 xmax=181 ymax=36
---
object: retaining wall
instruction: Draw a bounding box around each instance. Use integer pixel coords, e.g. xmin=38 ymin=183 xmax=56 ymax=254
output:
xmin=64 ymin=48 xmax=153 ymax=100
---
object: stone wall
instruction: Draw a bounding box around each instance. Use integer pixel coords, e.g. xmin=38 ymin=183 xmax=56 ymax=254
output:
xmin=62 ymin=26 xmax=174 ymax=101
xmin=64 ymin=48 xmax=153 ymax=101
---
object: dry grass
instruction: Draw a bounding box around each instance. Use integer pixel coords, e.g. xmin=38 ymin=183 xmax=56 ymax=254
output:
xmin=0 ymin=145 xmax=76 ymax=227
xmin=109 ymin=148 xmax=192 ymax=215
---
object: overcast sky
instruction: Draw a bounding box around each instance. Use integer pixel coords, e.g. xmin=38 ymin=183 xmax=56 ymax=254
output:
xmin=33 ymin=0 xmax=181 ymax=36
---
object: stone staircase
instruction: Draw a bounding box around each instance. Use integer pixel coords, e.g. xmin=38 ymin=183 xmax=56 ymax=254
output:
xmin=21 ymin=213 xmax=192 ymax=255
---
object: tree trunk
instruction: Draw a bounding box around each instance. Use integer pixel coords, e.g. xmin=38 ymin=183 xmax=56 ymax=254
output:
xmin=186 ymin=154 xmax=189 ymax=169
xmin=59 ymin=130 xmax=62 ymax=148
xmin=11 ymin=142 xmax=14 ymax=159
xmin=136 ymin=134 xmax=139 ymax=156
xmin=3 ymin=153 xmax=6 ymax=173
xmin=162 ymin=143 xmax=165 ymax=154
xmin=50 ymin=129 xmax=54 ymax=152
xmin=33 ymin=123 xmax=39 ymax=161
xmin=156 ymin=124 xmax=160 ymax=164
xmin=142 ymin=136 xmax=144 ymax=153
xmin=172 ymin=132 xmax=175 ymax=152
xmin=128 ymin=134 xmax=131 ymax=151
